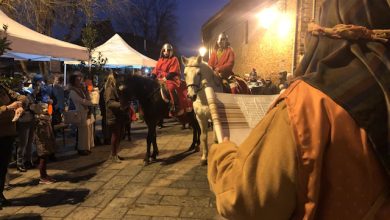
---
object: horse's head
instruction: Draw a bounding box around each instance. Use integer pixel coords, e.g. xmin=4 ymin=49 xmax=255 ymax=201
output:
xmin=116 ymin=74 xmax=137 ymax=105
xmin=117 ymin=74 xmax=159 ymax=104
xmin=181 ymin=55 xmax=203 ymax=101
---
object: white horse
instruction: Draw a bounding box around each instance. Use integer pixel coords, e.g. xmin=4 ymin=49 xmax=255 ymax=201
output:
xmin=181 ymin=56 xmax=224 ymax=165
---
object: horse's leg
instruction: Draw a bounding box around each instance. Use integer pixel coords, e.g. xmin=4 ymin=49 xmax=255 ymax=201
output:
xmin=188 ymin=112 xmax=200 ymax=151
xmin=196 ymin=116 xmax=201 ymax=146
xmin=145 ymin=127 xmax=152 ymax=166
xmin=196 ymin=114 xmax=208 ymax=165
xmin=151 ymin=124 xmax=159 ymax=161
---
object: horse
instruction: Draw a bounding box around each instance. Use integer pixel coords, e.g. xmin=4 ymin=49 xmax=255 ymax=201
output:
xmin=181 ymin=55 xmax=250 ymax=165
xmin=117 ymin=74 xmax=201 ymax=165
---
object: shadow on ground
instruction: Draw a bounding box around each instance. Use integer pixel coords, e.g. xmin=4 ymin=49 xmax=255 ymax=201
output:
xmin=160 ymin=149 xmax=198 ymax=165
xmin=10 ymin=188 xmax=90 ymax=207
xmin=0 ymin=213 xmax=42 ymax=220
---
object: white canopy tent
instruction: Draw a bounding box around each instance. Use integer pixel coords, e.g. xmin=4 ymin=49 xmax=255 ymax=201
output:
xmin=0 ymin=10 xmax=88 ymax=61
xmin=92 ymin=34 xmax=157 ymax=68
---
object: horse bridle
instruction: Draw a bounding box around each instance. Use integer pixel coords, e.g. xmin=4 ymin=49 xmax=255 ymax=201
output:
xmin=185 ymin=65 xmax=206 ymax=94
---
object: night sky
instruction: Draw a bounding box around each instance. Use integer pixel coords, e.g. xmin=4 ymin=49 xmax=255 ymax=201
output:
xmin=176 ymin=0 xmax=229 ymax=56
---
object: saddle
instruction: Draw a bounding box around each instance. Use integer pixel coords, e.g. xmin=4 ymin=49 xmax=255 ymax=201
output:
xmin=219 ymin=75 xmax=251 ymax=94
xmin=161 ymin=80 xmax=184 ymax=116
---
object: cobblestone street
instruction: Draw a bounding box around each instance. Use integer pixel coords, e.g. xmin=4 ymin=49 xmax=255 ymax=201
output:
xmin=1 ymin=119 xmax=224 ymax=220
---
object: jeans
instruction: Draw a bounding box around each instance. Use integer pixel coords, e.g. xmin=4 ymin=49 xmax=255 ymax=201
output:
xmin=16 ymin=121 xmax=34 ymax=167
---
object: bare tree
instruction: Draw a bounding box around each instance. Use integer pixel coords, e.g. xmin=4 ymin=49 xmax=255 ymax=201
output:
xmin=0 ymin=0 xmax=99 ymax=37
xmin=106 ymin=0 xmax=178 ymax=45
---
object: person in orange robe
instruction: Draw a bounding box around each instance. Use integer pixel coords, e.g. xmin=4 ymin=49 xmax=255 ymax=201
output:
xmin=152 ymin=43 xmax=181 ymax=80
xmin=208 ymin=33 xmax=250 ymax=94
xmin=208 ymin=32 xmax=235 ymax=79
xmin=152 ymin=43 xmax=191 ymax=116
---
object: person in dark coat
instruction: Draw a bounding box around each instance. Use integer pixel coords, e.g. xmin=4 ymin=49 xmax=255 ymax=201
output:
xmin=104 ymin=71 xmax=129 ymax=163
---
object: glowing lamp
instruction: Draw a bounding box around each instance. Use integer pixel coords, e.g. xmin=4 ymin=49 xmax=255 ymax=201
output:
xmin=257 ymin=7 xmax=280 ymax=29
xmin=277 ymin=14 xmax=292 ymax=37
xmin=199 ymin=46 xmax=207 ymax=57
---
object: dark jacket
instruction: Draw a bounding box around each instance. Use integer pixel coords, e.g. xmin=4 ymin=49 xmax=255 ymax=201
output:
xmin=104 ymin=81 xmax=129 ymax=126
xmin=0 ymin=83 xmax=25 ymax=137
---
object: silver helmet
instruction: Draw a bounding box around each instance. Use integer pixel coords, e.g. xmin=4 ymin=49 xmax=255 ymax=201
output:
xmin=216 ymin=32 xmax=229 ymax=48
xmin=162 ymin=43 xmax=173 ymax=51
xmin=160 ymin=43 xmax=174 ymax=58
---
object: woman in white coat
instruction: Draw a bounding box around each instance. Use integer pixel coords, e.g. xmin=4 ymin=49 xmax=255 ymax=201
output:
xmin=68 ymin=71 xmax=95 ymax=155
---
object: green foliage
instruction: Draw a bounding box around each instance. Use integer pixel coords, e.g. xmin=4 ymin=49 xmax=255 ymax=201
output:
xmin=91 ymin=51 xmax=108 ymax=72
xmin=75 ymin=51 xmax=108 ymax=85
xmin=81 ymin=25 xmax=97 ymax=55
xmin=0 ymin=24 xmax=12 ymax=56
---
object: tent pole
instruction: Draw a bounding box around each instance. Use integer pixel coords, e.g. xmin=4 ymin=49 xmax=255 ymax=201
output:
xmin=64 ymin=63 xmax=67 ymax=86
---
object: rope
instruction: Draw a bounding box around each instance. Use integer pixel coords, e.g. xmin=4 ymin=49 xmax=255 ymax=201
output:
xmin=308 ymin=22 xmax=390 ymax=42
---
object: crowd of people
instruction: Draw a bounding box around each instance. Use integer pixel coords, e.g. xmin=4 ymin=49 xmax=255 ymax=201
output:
xmin=2 ymin=0 xmax=390 ymax=216
xmin=0 ymin=70 xmax=137 ymax=208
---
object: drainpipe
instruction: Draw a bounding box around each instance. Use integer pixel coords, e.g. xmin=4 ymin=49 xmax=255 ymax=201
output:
xmin=312 ymin=0 xmax=317 ymax=20
xmin=291 ymin=0 xmax=301 ymax=74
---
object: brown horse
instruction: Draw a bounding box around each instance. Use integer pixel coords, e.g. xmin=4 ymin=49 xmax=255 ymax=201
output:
xmin=182 ymin=56 xmax=250 ymax=165
xmin=117 ymin=74 xmax=201 ymax=165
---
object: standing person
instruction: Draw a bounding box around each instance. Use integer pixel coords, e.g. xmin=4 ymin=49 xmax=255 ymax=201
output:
xmin=68 ymin=71 xmax=95 ymax=155
xmin=51 ymin=75 xmax=65 ymax=128
xmin=30 ymin=74 xmax=56 ymax=184
xmin=15 ymin=79 xmax=35 ymax=172
xmin=99 ymin=85 xmax=110 ymax=145
xmin=207 ymin=0 xmax=390 ymax=219
xmin=249 ymin=68 xmax=258 ymax=82
xmin=104 ymin=71 xmax=129 ymax=163
xmin=208 ymin=32 xmax=235 ymax=93
xmin=0 ymin=82 xmax=24 ymax=208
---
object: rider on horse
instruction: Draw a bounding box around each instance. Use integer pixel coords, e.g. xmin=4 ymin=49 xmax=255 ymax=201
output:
xmin=208 ymin=32 xmax=250 ymax=94
xmin=152 ymin=43 xmax=191 ymax=116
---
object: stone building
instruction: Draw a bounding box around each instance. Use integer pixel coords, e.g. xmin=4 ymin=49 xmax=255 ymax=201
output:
xmin=202 ymin=0 xmax=321 ymax=82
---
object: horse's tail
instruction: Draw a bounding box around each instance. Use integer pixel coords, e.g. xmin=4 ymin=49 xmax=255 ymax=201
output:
xmin=231 ymin=76 xmax=251 ymax=94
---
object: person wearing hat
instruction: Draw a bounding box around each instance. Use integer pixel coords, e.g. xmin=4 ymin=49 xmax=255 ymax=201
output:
xmin=207 ymin=0 xmax=390 ymax=219
xmin=208 ymin=33 xmax=250 ymax=94
xmin=0 ymin=81 xmax=25 ymax=207
xmin=152 ymin=43 xmax=181 ymax=80
xmin=208 ymin=33 xmax=235 ymax=93
xmin=30 ymin=74 xmax=56 ymax=184
xmin=208 ymin=32 xmax=235 ymax=80
xmin=152 ymin=43 xmax=190 ymax=117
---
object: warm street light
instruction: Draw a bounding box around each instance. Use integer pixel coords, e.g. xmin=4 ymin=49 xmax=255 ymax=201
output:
xmin=277 ymin=14 xmax=292 ymax=37
xmin=199 ymin=46 xmax=207 ymax=57
xmin=257 ymin=7 xmax=280 ymax=29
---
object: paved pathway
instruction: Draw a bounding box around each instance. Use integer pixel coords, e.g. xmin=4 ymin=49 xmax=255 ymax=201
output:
xmin=1 ymin=119 xmax=225 ymax=220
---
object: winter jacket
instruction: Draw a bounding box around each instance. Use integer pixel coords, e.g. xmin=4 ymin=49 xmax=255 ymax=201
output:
xmin=208 ymin=80 xmax=389 ymax=220
xmin=0 ymin=84 xmax=25 ymax=137
xmin=104 ymin=82 xmax=129 ymax=126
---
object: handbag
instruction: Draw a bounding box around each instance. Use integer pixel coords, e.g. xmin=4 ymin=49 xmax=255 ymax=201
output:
xmin=63 ymin=110 xmax=82 ymax=125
